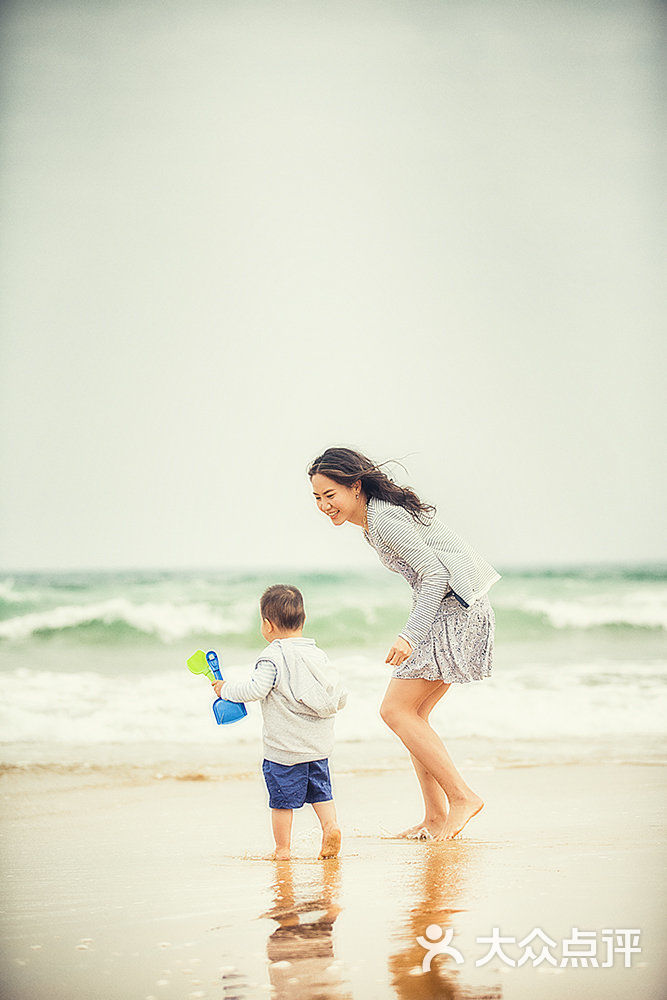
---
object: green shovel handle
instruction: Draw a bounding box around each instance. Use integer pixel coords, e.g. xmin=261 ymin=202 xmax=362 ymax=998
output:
xmin=186 ymin=649 xmax=216 ymax=683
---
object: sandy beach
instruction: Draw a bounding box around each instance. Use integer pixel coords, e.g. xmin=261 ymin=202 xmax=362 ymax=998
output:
xmin=2 ymin=750 xmax=665 ymax=1000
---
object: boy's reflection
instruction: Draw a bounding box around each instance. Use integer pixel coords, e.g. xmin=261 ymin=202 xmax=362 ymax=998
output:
xmin=261 ymin=859 xmax=352 ymax=1000
xmin=389 ymin=845 xmax=502 ymax=1000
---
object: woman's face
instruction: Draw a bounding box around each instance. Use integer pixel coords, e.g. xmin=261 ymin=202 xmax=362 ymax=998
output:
xmin=311 ymin=473 xmax=360 ymax=526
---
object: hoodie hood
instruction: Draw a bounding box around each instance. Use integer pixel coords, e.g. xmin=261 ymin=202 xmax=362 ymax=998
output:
xmin=270 ymin=638 xmax=348 ymax=719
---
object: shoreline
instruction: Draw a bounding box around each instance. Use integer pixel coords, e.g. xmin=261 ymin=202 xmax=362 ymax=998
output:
xmin=2 ymin=731 xmax=665 ymax=778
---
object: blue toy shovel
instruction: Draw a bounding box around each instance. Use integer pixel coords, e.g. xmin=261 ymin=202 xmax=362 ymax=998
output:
xmin=186 ymin=649 xmax=248 ymax=726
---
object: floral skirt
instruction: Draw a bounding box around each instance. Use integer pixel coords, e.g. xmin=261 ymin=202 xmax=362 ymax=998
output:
xmin=393 ymin=590 xmax=496 ymax=683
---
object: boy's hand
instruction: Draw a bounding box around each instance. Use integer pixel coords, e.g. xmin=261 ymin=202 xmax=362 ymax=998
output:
xmin=211 ymin=680 xmax=225 ymax=698
xmin=385 ymin=636 xmax=413 ymax=667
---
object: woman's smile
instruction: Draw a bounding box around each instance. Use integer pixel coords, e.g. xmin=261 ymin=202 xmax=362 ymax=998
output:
xmin=310 ymin=472 xmax=365 ymax=528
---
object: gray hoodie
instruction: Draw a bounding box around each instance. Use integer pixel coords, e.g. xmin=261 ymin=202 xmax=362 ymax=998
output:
xmin=223 ymin=637 xmax=348 ymax=765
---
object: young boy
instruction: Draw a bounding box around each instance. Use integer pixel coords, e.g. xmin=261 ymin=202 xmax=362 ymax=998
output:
xmin=212 ymin=583 xmax=347 ymax=861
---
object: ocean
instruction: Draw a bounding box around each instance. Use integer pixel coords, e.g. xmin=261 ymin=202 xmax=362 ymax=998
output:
xmin=1 ymin=566 xmax=665 ymax=774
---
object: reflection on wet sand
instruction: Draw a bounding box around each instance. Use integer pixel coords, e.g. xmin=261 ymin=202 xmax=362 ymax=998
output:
xmin=389 ymin=844 xmax=502 ymax=1000
xmin=261 ymin=859 xmax=352 ymax=999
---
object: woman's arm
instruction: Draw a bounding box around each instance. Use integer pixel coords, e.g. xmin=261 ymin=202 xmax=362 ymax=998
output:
xmin=375 ymin=505 xmax=451 ymax=647
xmin=214 ymin=658 xmax=277 ymax=702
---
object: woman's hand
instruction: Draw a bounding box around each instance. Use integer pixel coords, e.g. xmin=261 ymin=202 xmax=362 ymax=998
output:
xmin=211 ymin=680 xmax=225 ymax=698
xmin=385 ymin=636 xmax=413 ymax=667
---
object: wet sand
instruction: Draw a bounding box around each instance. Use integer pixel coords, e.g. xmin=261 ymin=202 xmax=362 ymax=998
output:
xmin=1 ymin=759 xmax=665 ymax=999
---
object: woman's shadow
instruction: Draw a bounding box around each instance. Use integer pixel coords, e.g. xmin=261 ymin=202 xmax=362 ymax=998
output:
xmin=260 ymin=859 xmax=352 ymax=1000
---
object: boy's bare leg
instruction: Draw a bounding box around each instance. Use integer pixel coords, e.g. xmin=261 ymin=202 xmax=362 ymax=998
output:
xmin=267 ymin=808 xmax=293 ymax=860
xmin=311 ymin=800 xmax=341 ymax=859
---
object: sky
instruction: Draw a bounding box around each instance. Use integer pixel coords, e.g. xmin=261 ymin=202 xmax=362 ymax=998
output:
xmin=0 ymin=0 xmax=664 ymax=572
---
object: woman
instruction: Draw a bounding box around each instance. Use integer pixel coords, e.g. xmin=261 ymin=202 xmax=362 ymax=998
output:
xmin=308 ymin=447 xmax=501 ymax=841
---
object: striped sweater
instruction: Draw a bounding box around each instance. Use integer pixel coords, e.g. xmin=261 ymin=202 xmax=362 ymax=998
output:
xmin=364 ymin=496 xmax=501 ymax=648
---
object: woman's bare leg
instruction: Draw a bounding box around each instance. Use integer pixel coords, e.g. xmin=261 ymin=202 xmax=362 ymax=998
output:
xmin=397 ymin=681 xmax=451 ymax=838
xmin=380 ymin=678 xmax=484 ymax=840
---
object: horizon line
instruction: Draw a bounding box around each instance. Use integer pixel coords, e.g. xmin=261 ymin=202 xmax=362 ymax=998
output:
xmin=1 ymin=559 xmax=666 ymax=576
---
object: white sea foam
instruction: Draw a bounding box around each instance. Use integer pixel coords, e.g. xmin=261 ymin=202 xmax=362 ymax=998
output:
xmin=512 ymin=589 xmax=667 ymax=630
xmin=2 ymin=588 xmax=665 ymax=646
xmin=2 ymin=574 xmax=666 ymax=649
xmin=0 ymin=578 xmax=37 ymax=604
xmin=0 ymin=655 xmax=664 ymax=747
xmin=0 ymin=599 xmax=248 ymax=643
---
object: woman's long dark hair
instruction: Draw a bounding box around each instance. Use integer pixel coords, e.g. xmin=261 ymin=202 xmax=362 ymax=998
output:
xmin=308 ymin=447 xmax=436 ymax=524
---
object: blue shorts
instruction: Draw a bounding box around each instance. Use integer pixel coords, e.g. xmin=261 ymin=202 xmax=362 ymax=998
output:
xmin=262 ymin=758 xmax=333 ymax=810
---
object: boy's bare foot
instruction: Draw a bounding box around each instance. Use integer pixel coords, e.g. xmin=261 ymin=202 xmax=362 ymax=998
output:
xmin=318 ymin=824 xmax=341 ymax=859
xmin=440 ymin=794 xmax=484 ymax=840
xmin=263 ymin=848 xmax=291 ymax=860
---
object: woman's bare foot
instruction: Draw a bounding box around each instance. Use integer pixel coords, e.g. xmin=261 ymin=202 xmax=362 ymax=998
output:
xmin=397 ymin=815 xmax=448 ymax=839
xmin=397 ymin=820 xmax=428 ymax=838
xmin=441 ymin=794 xmax=484 ymax=840
xmin=264 ymin=848 xmax=291 ymax=860
xmin=318 ymin=824 xmax=341 ymax=859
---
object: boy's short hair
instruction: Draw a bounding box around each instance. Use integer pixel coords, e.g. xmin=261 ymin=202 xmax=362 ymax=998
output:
xmin=260 ymin=584 xmax=306 ymax=631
